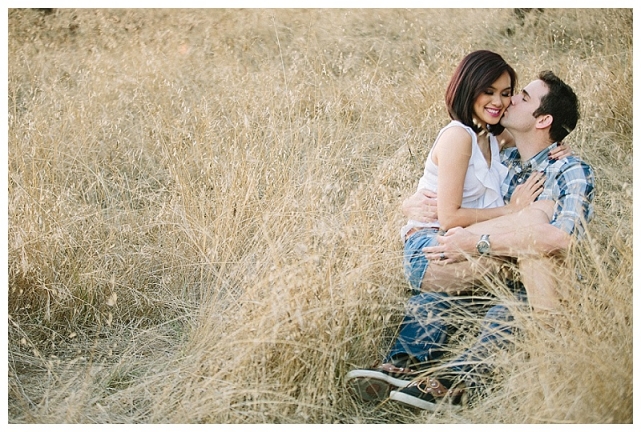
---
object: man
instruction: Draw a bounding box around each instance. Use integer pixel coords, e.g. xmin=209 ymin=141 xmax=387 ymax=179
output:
xmin=345 ymin=71 xmax=595 ymax=411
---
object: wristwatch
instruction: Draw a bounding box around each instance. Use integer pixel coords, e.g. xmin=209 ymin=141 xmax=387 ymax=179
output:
xmin=476 ymin=234 xmax=491 ymax=255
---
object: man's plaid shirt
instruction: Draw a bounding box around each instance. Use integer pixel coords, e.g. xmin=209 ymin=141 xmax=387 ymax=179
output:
xmin=501 ymin=143 xmax=595 ymax=239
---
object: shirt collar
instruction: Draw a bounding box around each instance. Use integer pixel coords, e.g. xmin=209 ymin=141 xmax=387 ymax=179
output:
xmin=520 ymin=142 xmax=559 ymax=171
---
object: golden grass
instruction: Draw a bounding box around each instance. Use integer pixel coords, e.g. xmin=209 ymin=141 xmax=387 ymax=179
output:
xmin=7 ymin=8 xmax=632 ymax=423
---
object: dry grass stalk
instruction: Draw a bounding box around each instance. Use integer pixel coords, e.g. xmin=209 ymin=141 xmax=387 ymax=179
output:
xmin=8 ymin=8 xmax=632 ymax=423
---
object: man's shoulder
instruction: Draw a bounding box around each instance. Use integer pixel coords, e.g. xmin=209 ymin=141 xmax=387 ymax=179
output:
xmin=556 ymin=154 xmax=594 ymax=172
xmin=551 ymin=154 xmax=595 ymax=183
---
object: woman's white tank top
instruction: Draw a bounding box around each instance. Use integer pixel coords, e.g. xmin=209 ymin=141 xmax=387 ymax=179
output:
xmin=400 ymin=120 xmax=509 ymax=240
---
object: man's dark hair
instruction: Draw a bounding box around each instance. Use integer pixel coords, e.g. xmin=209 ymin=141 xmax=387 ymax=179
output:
xmin=534 ymin=70 xmax=580 ymax=142
xmin=445 ymin=50 xmax=517 ymax=136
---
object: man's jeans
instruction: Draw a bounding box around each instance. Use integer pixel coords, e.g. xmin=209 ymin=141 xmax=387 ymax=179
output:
xmin=384 ymin=286 xmax=527 ymax=386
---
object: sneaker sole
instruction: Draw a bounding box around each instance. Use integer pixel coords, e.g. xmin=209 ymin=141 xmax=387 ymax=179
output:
xmin=346 ymin=375 xmax=392 ymax=402
xmin=389 ymin=389 xmax=462 ymax=412
xmin=345 ymin=369 xmax=413 ymax=388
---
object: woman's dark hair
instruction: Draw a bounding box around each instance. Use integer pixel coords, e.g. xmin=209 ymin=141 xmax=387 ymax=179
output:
xmin=534 ymin=70 xmax=580 ymax=142
xmin=445 ymin=50 xmax=517 ymax=135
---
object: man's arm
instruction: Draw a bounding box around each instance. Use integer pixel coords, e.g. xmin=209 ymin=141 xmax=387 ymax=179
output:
xmin=423 ymin=221 xmax=570 ymax=264
xmin=421 ymin=158 xmax=594 ymax=261
xmin=422 ymin=198 xmax=571 ymax=263
xmin=477 ymin=222 xmax=571 ymax=256
xmin=465 ymin=200 xmax=570 ymax=256
xmin=402 ymin=189 xmax=438 ymax=223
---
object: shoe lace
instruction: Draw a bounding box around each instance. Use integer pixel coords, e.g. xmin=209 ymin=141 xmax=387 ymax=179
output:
xmin=408 ymin=377 xmax=464 ymax=399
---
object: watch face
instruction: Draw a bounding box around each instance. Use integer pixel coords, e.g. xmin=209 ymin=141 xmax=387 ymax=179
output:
xmin=477 ymin=240 xmax=490 ymax=254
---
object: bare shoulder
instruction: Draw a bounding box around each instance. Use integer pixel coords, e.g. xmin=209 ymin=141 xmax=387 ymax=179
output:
xmin=432 ymin=125 xmax=473 ymax=165
xmin=435 ymin=125 xmax=473 ymax=151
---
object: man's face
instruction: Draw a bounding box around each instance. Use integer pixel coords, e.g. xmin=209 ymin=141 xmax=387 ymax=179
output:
xmin=500 ymin=79 xmax=549 ymax=133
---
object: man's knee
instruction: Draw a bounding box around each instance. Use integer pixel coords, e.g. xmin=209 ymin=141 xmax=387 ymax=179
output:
xmin=406 ymin=292 xmax=451 ymax=317
xmin=483 ymin=304 xmax=515 ymax=327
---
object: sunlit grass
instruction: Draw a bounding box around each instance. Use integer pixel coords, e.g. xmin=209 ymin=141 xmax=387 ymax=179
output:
xmin=8 ymin=8 xmax=632 ymax=423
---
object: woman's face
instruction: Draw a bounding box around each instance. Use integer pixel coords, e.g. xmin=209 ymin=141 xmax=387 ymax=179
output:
xmin=472 ymin=71 xmax=512 ymax=128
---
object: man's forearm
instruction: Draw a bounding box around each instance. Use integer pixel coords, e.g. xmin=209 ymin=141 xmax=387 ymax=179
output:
xmin=483 ymin=223 xmax=571 ymax=258
xmin=462 ymin=202 xmax=569 ymax=257
xmin=423 ymin=221 xmax=571 ymax=264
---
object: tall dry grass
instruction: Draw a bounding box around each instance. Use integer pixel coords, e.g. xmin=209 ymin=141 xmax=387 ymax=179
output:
xmin=7 ymin=8 xmax=632 ymax=423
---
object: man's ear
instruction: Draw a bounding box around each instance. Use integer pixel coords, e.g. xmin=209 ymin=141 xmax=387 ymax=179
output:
xmin=535 ymin=114 xmax=553 ymax=129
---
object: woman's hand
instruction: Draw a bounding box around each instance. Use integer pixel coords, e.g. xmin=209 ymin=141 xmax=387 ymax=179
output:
xmin=549 ymin=142 xmax=573 ymax=160
xmin=506 ymin=171 xmax=546 ymax=213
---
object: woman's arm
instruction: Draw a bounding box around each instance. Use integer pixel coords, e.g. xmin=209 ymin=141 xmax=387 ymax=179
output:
xmin=434 ymin=127 xmax=543 ymax=231
xmin=549 ymin=142 xmax=573 ymax=159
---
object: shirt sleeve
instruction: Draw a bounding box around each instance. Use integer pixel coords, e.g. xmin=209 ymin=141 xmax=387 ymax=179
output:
xmin=546 ymin=160 xmax=595 ymax=239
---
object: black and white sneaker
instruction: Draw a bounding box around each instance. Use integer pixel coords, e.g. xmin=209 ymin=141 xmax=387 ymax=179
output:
xmin=389 ymin=376 xmax=465 ymax=411
xmin=346 ymin=362 xmax=420 ymax=402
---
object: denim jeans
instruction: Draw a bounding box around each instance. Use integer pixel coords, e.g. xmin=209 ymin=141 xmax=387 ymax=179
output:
xmin=384 ymin=283 xmax=528 ymax=386
xmin=403 ymin=228 xmax=440 ymax=294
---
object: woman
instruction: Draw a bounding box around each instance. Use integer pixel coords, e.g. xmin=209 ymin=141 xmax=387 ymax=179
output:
xmin=402 ymin=50 xmax=563 ymax=294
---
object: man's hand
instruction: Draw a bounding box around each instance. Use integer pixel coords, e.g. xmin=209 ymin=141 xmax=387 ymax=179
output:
xmin=402 ymin=189 xmax=438 ymax=223
xmin=422 ymin=227 xmax=478 ymax=264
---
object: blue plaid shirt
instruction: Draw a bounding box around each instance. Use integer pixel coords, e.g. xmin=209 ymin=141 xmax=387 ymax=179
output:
xmin=501 ymin=143 xmax=595 ymax=239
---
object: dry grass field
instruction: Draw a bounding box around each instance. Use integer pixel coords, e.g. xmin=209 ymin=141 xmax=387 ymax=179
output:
xmin=7 ymin=8 xmax=632 ymax=424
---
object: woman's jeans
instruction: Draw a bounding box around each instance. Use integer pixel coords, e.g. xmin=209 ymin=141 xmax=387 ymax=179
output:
xmin=403 ymin=228 xmax=440 ymax=294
